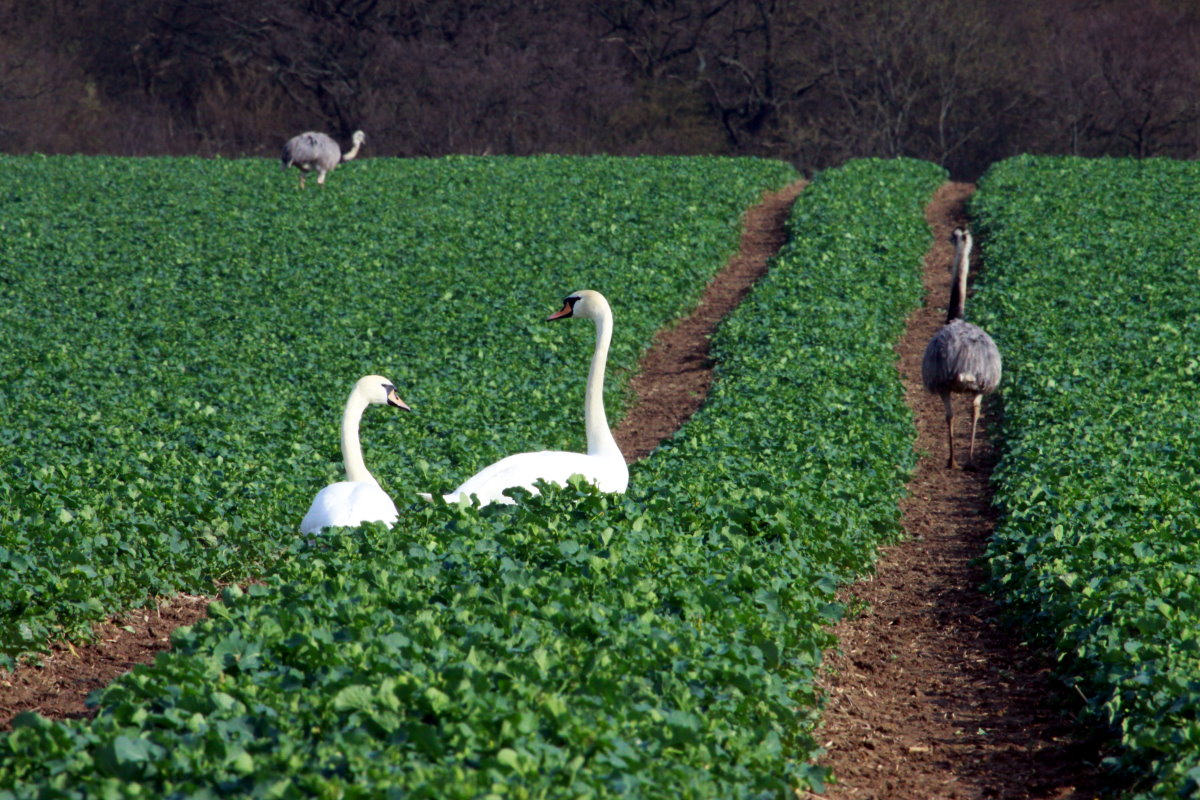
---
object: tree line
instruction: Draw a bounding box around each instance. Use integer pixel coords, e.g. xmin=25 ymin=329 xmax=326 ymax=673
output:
xmin=1 ymin=0 xmax=1197 ymax=178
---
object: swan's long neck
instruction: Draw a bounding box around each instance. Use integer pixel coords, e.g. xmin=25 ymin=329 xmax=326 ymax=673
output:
xmin=947 ymin=237 xmax=971 ymax=323
xmin=340 ymin=388 xmax=376 ymax=484
xmin=584 ymin=308 xmax=621 ymax=458
xmin=342 ymin=140 xmax=363 ymax=162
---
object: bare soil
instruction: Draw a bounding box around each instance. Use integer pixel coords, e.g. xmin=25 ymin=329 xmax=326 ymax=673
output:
xmin=0 ymin=179 xmax=1125 ymax=800
xmin=0 ymin=594 xmax=210 ymax=728
xmin=613 ymin=180 xmax=806 ymax=460
xmin=813 ymin=182 xmax=1122 ymax=799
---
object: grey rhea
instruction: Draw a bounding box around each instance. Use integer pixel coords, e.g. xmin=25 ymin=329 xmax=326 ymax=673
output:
xmin=921 ymin=227 xmax=1002 ymax=468
xmin=280 ymin=130 xmax=366 ymax=189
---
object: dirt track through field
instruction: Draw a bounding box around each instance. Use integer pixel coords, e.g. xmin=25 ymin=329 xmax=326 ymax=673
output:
xmin=813 ymin=182 xmax=1120 ymax=799
xmin=612 ymin=179 xmax=806 ymax=459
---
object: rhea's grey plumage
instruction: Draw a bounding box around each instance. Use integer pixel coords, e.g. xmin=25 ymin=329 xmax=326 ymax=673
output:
xmin=280 ymin=130 xmax=365 ymax=189
xmin=921 ymin=227 xmax=1002 ymax=468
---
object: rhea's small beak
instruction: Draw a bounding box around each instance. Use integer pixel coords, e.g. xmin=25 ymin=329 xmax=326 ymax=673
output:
xmin=388 ymin=391 xmax=412 ymax=411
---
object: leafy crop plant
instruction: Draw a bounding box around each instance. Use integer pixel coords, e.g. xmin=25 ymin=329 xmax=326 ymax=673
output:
xmin=973 ymin=155 xmax=1200 ymax=799
xmin=0 ymin=156 xmax=946 ymax=798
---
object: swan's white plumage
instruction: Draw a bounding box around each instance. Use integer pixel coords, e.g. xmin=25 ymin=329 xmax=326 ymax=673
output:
xmin=435 ymin=289 xmax=629 ymax=507
xmin=301 ymin=374 xmax=410 ymax=533
xmin=300 ymin=479 xmax=398 ymax=533
xmin=443 ymin=449 xmax=628 ymax=506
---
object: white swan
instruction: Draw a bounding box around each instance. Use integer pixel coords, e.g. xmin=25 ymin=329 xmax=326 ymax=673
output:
xmin=432 ymin=289 xmax=629 ymax=507
xmin=301 ymin=374 xmax=411 ymax=533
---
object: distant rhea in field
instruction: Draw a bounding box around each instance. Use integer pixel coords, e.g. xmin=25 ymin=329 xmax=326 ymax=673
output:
xmin=280 ymin=130 xmax=365 ymax=189
xmin=921 ymin=227 xmax=1002 ymax=469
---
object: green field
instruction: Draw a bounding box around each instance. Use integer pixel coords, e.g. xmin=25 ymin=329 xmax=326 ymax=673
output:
xmin=0 ymin=153 xmax=795 ymax=666
xmin=0 ymin=155 xmax=946 ymax=796
xmin=8 ymin=151 xmax=1199 ymax=798
xmin=971 ymin=156 xmax=1200 ymax=798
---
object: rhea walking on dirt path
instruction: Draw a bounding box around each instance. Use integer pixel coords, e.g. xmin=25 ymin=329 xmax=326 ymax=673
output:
xmin=814 ymin=182 xmax=1118 ymax=800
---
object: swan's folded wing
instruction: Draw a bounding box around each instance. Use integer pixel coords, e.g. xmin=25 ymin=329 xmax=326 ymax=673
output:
xmin=301 ymin=480 xmax=398 ymax=533
xmin=444 ymin=450 xmax=628 ymax=507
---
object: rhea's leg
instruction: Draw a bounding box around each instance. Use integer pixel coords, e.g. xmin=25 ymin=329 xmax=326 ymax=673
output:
xmin=942 ymin=392 xmax=956 ymax=469
xmin=298 ymin=171 xmax=306 ymax=190
xmin=966 ymin=393 xmax=983 ymax=468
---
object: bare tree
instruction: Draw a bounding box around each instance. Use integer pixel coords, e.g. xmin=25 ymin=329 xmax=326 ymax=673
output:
xmin=810 ymin=0 xmax=1023 ymax=173
xmin=0 ymin=0 xmax=90 ymax=150
xmin=1030 ymin=0 xmax=1200 ymax=160
xmin=3 ymin=0 xmax=1199 ymax=176
xmin=1087 ymin=3 xmax=1200 ymax=157
xmin=592 ymin=0 xmax=829 ymax=155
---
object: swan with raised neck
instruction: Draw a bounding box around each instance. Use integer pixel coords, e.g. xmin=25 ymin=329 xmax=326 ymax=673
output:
xmin=431 ymin=289 xmax=629 ymax=506
xmin=301 ymin=374 xmax=410 ymax=533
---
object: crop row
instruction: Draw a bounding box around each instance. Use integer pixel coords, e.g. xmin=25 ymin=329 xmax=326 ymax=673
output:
xmin=0 ymin=153 xmax=795 ymax=667
xmin=0 ymin=157 xmax=946 ymax=796
xmin=972 ymin=156 xmax=1200 ymax=798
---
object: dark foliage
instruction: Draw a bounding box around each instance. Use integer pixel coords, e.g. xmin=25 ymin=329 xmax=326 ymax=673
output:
xmin=1 ymin=0 xmax=1197 ymax=177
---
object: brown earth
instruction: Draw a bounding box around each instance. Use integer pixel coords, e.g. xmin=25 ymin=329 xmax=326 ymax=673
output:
xmin=0 ymin=179 xmax=1125 ymax=800
xmin=0 ymin=594 xmax=210 ymax=728
xmin=812 ymin=182 xmax=1123 ymax=799
xmin=613 ymin=179 xmax=806 ymax=460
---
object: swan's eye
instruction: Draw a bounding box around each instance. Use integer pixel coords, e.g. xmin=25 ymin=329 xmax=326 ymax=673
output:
xmin=383 ymin=383 xmax=395 ymax=393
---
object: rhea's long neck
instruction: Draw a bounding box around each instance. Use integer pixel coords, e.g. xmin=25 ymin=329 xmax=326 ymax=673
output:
xmin=584 ymin=311 xmax=620 ymax=458
xmin=342 ymin=140 xmax=363 ymax=162
xmin=947 ymin=242 xmax=970 ymax=323
xmin=340 ymin=389 xmax=375 ymax=484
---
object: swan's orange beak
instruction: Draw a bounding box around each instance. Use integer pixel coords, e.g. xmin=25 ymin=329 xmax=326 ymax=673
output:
xmin=548 ymin=299 xmax=576 ymax=321
xmin=388 ymin=391 xmax=411 ymax=411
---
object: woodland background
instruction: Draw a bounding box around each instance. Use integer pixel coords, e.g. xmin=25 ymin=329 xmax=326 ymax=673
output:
xmin=1 ymin=0 xmax=1197 ymax=179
